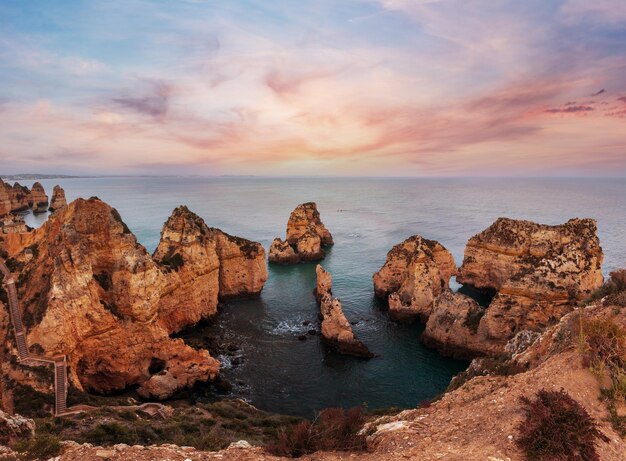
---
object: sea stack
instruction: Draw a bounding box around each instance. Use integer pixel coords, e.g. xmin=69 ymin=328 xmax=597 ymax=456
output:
xmin=48 ymin=185 xmax=67 ymax=211
xmin=0 ymin=181 xmax=11 ymax=216
xmin=269 ymin=202 xmax=333 ymax=264
xmin=29 ymin=182 xmax=48 ymax=213
xmin=153 ymin=205 xmax=268 ymax=332
xmin=421 ymin=217 xmax=604 ymax=358
xmin=315 ymin=265 xmax=372 ymax=358
xmin=373 ymin=235 xmax=456 ymax=322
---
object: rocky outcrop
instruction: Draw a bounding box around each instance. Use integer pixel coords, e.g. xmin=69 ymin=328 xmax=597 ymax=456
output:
xmin=153 ymin=206 xmax=221 ymax=331
xmin=373 ymin=235 xmax=456 ymax=322
xmin=0 ymin=214 xmax=28 ymax=235
xmin=207 ymin=227 xmax=267 ymax=299
xmin=286 ymin=203 xmax=333 ymax=246
xmin=315 ymin=265 xmax=372 ymax=358
xmin=48 ymin=185 xmax=67 ymax=211
xmin=0 ymin=182 xmax=11 ymax=216
xmin=422 ymin=218 xmax=604 ymax=358
xmin=29 ymin=182 xmax=48 ymax=212
xmin=0 ymin=409 xmax=34 ymax=445
xmin=153 ymin=206 xmax=267 ymax=332
xmin=269 ymin=203 xmax=333 ymax=264
xmin=421 ymin=290 xmax=488 ymax=359
xmin=0 ymin=180 xmax=49 ymax=216
xmin=0 ymin=199 xmax=266 ymax=401
xmin=268 ymin=238 xmax=299 ymax=264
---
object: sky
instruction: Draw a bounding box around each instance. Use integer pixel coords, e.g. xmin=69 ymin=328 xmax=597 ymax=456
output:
xmin=0 ymin=0 xmax=625 ymax=177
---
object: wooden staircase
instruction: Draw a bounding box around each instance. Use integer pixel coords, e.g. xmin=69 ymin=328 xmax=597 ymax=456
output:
xmin=1 ymin=258 xmax=68 ymax=416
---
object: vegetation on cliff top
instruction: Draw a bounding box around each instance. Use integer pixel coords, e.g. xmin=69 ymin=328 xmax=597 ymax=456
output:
xmin=517 ymin=388 xmax=608 ymax=461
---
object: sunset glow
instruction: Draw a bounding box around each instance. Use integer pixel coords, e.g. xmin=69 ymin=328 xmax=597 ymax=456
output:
xmin=1 ymin=0 xmax=625 ymax=176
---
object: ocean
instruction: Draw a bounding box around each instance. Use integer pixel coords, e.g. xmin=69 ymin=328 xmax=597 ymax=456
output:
xmin=19 ymin=177 xmax=626 ymax=417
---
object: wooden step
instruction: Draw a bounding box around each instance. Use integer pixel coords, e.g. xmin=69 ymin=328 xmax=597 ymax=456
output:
xmin=55 ymin=362 xmax=68 ymax=415
xmin=15 ymin=332 xmax=29 ymax=359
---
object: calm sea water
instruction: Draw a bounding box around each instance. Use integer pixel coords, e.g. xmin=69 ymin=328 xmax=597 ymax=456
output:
xmin=19 ymin=177 xmax=626 ymax=417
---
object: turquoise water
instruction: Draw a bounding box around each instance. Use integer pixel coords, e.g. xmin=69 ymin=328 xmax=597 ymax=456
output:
xmin=19 ymin=177 xmax=626 ymax=417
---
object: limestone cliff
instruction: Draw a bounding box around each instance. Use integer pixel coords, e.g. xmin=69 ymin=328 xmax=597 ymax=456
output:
xmin=154 ymin=206 xmax=267 ymax=332
xmin=1 ymin=198 xmax=219 ymax=399
xmin=0 ymin=180 xmax=49 ymax=216
xmin=48 ymin=185 xmax=68 ymax=212
xmin=0 ymin=199 xmax=267 ymax=403
xmin=269 ymin=203 xmax=333 ymax=264
xmin=373 ymin=235 xmax=456 ymax=322
xmin=422 ymin=218 xmax=604 ymax=358
xmin=29 ymin=182 xmax=48 ymax=211
xmin=315 ymin=265 xmax=371 ymax=358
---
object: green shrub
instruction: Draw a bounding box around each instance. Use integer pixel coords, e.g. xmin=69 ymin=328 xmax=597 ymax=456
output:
xmin=516 ymin=389 xmax=608 ymax=461
xmin=14 ymin=433 xmax=62 ymax=460
xmin=84 ymin=422 xmax=137 ymax=445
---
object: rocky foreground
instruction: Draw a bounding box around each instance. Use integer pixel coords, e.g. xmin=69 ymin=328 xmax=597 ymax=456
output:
xmin=9 ymin=296 xmax=626 ymax=460
xmin=0 ymin=198 xmax=267 ymax=405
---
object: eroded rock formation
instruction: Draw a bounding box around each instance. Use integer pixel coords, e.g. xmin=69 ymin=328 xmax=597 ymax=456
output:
xmin=315 ymin=265 xmax=371 ymax=358
xmin=0 ymin=180 xmax=49 ymax=216
xmin=0 ymin=199 xmax=267 ymax=401
xmin=30 ymin=182 xmax=48 ymax=212
xmin=269 ymin=203 xmax=333 ymax=264
xmin=422 ymin=218 xmax=604 ymax=358
xmin=154 ymin=206 xmax=267 ymax=332
xmin=48 ymin=185 xmax=67 ymax=211
xmin=373 ymin=235 xmax=456 ymax=322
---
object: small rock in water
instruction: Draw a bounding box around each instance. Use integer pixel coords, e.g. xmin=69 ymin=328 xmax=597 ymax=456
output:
xmin=297 ymin=335 xmax=307 ymax=341
xmin=302 ymin=320 xmax=311 ymax=326
xmin=308 ymin=329 xmax=317 ymax=336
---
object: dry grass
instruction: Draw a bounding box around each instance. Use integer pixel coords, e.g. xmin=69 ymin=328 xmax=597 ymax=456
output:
xmin=266 ymin=406 xmax=368 ymax=458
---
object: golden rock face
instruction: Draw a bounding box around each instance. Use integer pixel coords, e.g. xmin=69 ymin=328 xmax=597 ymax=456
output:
xmin=269 ymin=202 xmax=333 ymax=264
xmin=1 ymin=198 xmax=267 ymax=399
xmin=422 ymin=217 xmax=605 ymax=359
xmin=315 ymin=264 xmax=371 ymax=358
xmin=373 ymin=235 xmax=457 ymax=322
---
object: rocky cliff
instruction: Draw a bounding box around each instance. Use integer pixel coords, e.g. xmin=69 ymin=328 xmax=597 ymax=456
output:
xmin=0 ymin=199 xmax=267 ymax=403
xmin=373 ymin=235 xmax=456 ymax=322
xmin=269 ymin=203 xmax=333 ymax=264
xmin=0 ymin=180 xmax=49 ymax=216
xmin=315 ymin=265 xmax=371 ymax=358
xmin=154 ymin=206 xmax=267 ymax=332
xmin=422 ymin=218 xmax=605 ymax=358
xmin=48 ymin=185 xmax=68 ymax=212
xmin=29 ymin=182 xmax=48 ymax=212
